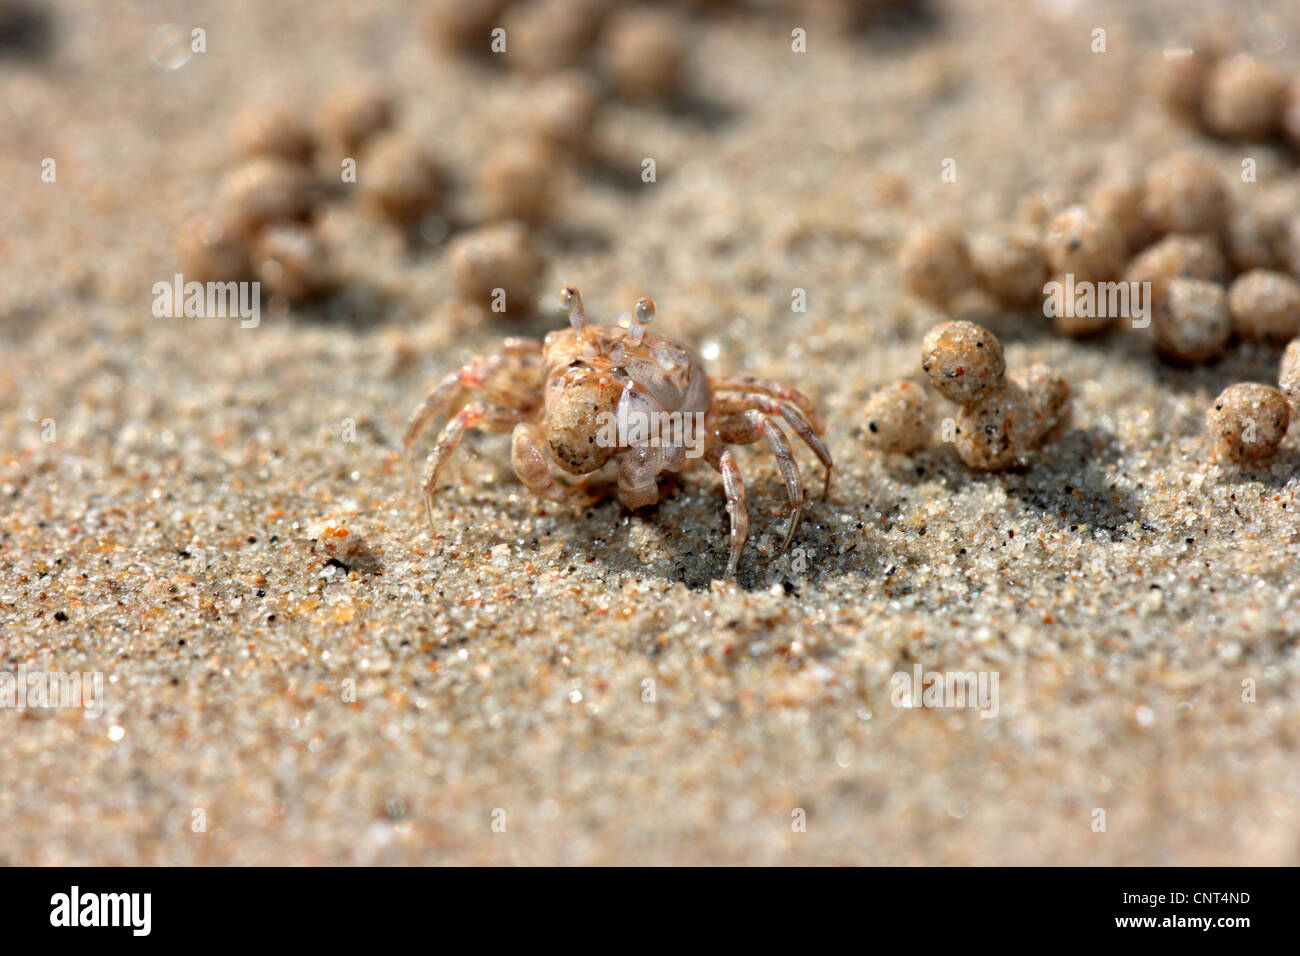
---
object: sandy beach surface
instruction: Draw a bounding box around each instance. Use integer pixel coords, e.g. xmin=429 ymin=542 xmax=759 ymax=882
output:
xmin=1 ymin=0 xmax=1297 ymax=864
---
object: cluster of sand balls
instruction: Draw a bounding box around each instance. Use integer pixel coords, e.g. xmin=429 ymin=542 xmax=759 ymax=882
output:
xmin=424 ymin=0 xmax=919 ymax=96
xmin=898 ymin=153 xmax=1300 ymax=362
xmin=1206 ymin=341 xmax=1300 ymax=464
xmin=179 ymin=77 xmax=562 ymax=318
xmin=424 ymin=0 xmax=686 ymax=105
xmin=1155 ymin=42 xmax=1300 ymax=147
xmin=180 ymin=81 xmax=445 ymax=304
xmin=862 ymin=320 xmax=1070 ymax=470
xmin=426 ymin=0 xmax=926 ymax=317
xmin=442 ymin=74 xmax=608 ymax=317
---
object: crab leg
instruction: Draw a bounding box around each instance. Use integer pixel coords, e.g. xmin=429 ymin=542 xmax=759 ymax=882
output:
xmin=709 ymin=376 xmax=824 ymax=433
xmin=711 ymin=392 xmax=833 ymax=497
xmin=404 ymin=344 xmax=542 ymax=458
xmin=420 ymin=402 xmax=525 ymax=530
xmin=510 ymin=423 xmax=571 ymax=504
xmin=617 ymin=446 xmax=659 ymax=509
xmin=404 ymin=367 xmax=468 ymax=459
xmin=713 ymin=410 xmax=804 ymax=553
xmin=706 ymin=446 xmax=749 ymax=578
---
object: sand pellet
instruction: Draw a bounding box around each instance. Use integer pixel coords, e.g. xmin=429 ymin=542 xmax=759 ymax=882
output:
xmin=528 ymin=71 xmax=601 ymax=155
xmin=320 ymin=80 xmax=395 ymax=155
xmin=507 ymin=0 xmax=609 ymax=75
xmin=1207 ymin=382 xmax=1290 ymax=463
xmin=447 ymin=221 xmax=546 ymax=315
xmin=359 ymin=132 xmax=442 ymax=226
xmin=1279 ymin=337 xmax=1300 ymax=417
xmin=1042 ymin=205 xmax=1125 ymax=283
xmin=601 ymin=7 xmax=686 ymax=102
xmin=1154 ymin=42 xmax=1220 ymax=117
xmin=252 ymin=224 xmax=336 ymax=301
xmin=1152 ymin=277 xmax=1231 ymax=365
xmin=1227 ymin=269 xmax=1300 ymax=342
xmin=1225 ymin=203 xmax=1287 ymax=274
xmin=1087 ymin=175 xmax=1152 ymax=255
xmin=954 ymin=380 xmax=1033 ymax=470
xmin=921 ymin=320 xmax=1006 ymax=406
xmin=1202 ymin=54 xmax=1288 ymax=141
xmin=1142 ymin=154 xmax=1228 ymax=237
xmin=898 ymin=223 xmax=974 ymax=306
xmin=1123 ymin=234 xmax=1227 ymax=305
xmin=862 ymin=380 xmax=933 ymax=454
xmin=478 ymin=139 xmax=561 ymax=225
xmin=968 ymin=225 xmax=1047 ymax=308
xmin=1011 ymin=365 xmax=1070 ymax=446
xmin=178 ymin=215 xmax=250 ymax=283
xmin=234 ymin=103 xmax=315 ymax=165
xmin=218 ymin=158 xmax=312 ymax=237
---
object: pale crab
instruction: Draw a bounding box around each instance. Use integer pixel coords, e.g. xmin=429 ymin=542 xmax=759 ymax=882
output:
xmin=403 ymin=286 xmax=833 ymax=577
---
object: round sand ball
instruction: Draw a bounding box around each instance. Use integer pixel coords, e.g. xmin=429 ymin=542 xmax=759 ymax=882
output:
xmin=1278 ymin=338 xmax=1300 ymax=417
xmin=234 ymin=103 xmax=314 ymax=165
xmin=1283 ymin=76 xmax=1300 ymax=148
xmin=359 ymin=132 xmax=442 ymax=226
xmin=423 ymin=0 xmax=511 ymax=52
xmin=447 ymin=222 xmax=545 ymax=315
xmin=954 ymin=381 xmax=1033 ymax=471
xmin=505 ymin=0 xmax=608 ymax=75
xmin=1153 ymin=43 xmax=1220 ymax=117
xmin=1152 ymin=278 xmax=1231 ymax=365
xmin=1141 ymin=154 xmax=1227 ymax=237
xmin=478 ymin=138 xmax=559 ymax=225
xmin=1123 ymin=234 xmax=1227 ymax=293
xmin=252 ymin=224 xmax=335 ymax=301
xmin=528 ymin=71 xmax=601 ymax=154
xmin=1011 ymin=365 xmax=1070 ymax=446
xmin=218 ymin=158 xmax=311 ymax=237
xmin=967 ymin=225 xmax=1047 ymax=308
xmin=1202 ymin=55 xmax=1288 ymax=141
xmin=921 ymin=320 xmax=1005 ymax=406
xmin=1225 ymin=203 xmax=1286 ymax=274
xmin=1207 ymin=383 xmax=1290 ymax=463
xmin=600 ymin=8 xmax=685 ymax=102
xmin=898 ymin=223 xmax=974 ymax=306
xmin=1087 ymin=175 xmax=1152 ymax=254
xmin=1227 ymin=269 xmax=1300 ymax=341
xmin=862 ymin=381 xmax=932 ymax=454
xmin=320 ymin=80 xmax=395 ymax=155
xmin=178 ymin=215 xmax=249 ymax=283
xmin=1042 ymin=205 xmax=1125 ymax=283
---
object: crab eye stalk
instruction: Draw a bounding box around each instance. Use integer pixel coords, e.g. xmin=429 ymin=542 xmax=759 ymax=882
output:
xmin=560 ymin=285 xmax=587 ymax=330
xmin=620 ymin=296 xmax=655 ymax=345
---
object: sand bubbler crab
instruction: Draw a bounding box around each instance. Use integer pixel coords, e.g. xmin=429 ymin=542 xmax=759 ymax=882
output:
xmin=404 ymin=286 xmax=833 ymax=577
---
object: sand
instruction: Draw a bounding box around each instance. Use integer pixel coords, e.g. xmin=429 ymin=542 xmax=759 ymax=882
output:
xmin=0 ymin=0 xmax=1297 ymax=865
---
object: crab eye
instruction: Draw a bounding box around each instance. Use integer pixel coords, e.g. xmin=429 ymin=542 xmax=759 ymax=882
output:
xmin=635 ymin=297 xmax=656 ymax=325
